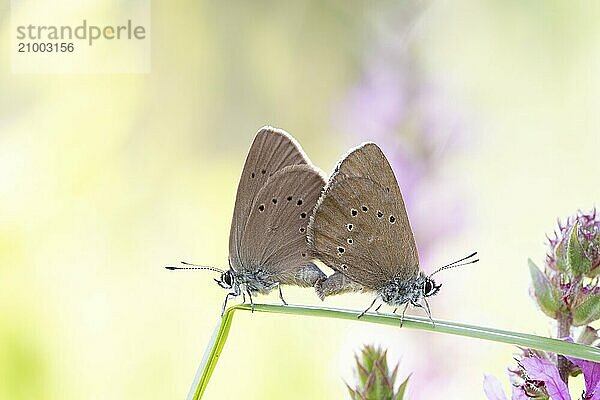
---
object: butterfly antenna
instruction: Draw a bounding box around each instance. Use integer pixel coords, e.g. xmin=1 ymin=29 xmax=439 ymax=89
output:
xmin=429 ymin=252 xmax=479 ymax=277
xmin=164 ymin=261 xmax=225 ymax=274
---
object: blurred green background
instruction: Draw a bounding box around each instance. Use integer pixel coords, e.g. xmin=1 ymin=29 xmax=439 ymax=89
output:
xmin=1 ymin=1 xmax=599 ymax=398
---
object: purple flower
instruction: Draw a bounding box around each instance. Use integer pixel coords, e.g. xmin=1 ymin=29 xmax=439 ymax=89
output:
xmin=484 ymin=357 xmax=570 ymax=400
xmin=565 ymin=338 xmax=600 ymax=399
xmin=566 ymin=355 xmax=600 ymax=400
xmin=485 ymin=351 xmax=600 ymax=400
xmin=520 ymin=357 xmax=570 ymax=400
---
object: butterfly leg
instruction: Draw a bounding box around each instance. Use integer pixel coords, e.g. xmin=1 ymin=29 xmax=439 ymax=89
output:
xmin=398 ymin=303 xmax=409 ymax=327
xmin=221 ymin=293 xmax=234 ymax=317
xmin=422 ymin=298 xmax=435 ymax=328
xmin=242 ymin=291 xmax=246 ymax=303
xmin=357 ymin=297 xmax=378 ymax=319
xmin=246 ymin=288 xmax=255 ymax=312
xmin=411 ymin=301 xmax=435 ymax=328
xmin=278 ymin=283 xmax=288 ymax=306
xmin=375 ymin=303 xmax=383 ymax=314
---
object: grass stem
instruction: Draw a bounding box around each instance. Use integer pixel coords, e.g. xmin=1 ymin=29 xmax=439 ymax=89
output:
xmin=188 ymin=303 xmax=600 ymax=399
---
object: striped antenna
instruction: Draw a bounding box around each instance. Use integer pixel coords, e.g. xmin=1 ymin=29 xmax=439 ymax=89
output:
xmin=429 ymin=252 xmax=479 ymax=277
xmin=164 ymin=261 xmax=225 ymax=274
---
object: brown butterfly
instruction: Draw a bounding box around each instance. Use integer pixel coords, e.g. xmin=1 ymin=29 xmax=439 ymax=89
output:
xmin=308 ymin=142 xmax=477 ymax=324
xmin=167 ymin=127 xmax=327 ymax=315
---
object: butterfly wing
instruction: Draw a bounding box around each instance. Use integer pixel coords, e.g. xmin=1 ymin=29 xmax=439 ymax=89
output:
xmin=229 ymin=127 xmax=312 ymax=270
xmin=331 ymin=142 xmax=402 ymax=194
xmin=308 ymin=143 xmax=419 ymax=291
xmin=238 ymin=164 xmax=326 ymax=283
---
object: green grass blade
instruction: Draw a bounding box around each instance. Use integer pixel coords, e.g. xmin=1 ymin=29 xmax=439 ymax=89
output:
xmin=187 ymin=311 xmax=235 ymax=400
xmin=189 ymin=303 xmax=600 ymax=399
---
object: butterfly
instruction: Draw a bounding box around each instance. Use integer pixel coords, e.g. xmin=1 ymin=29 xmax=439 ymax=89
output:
xmin=167 ymin=127 xmax=327 ymax=315
xmin=307 ymin=142 xmax=477 ymax=324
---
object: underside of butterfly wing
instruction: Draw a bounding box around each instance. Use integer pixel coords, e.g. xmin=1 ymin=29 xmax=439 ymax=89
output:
xmin=309 ymin=177 xmax=418 ymax=291
xmin=238 ymin=164 xmax=326 ymax=287
xmin=229 ymin=127 xmax=312 ymax=270
xmin=332 ymin=142 xmax=403 ymax=199
xmin=308 ymin=143 xmax=419 ymax=294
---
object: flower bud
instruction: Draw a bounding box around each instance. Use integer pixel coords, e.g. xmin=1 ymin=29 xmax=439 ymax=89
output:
xmin=347 ymin=345 xmax=410 ymax=400
xmin=547 ymin=209 xmax=600 ymax=278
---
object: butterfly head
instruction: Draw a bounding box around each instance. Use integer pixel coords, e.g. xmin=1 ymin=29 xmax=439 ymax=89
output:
xmin=215 ymin=269 xmax=236 ymax=290
xmin=165 ymin=262 xmax=242 ymax=297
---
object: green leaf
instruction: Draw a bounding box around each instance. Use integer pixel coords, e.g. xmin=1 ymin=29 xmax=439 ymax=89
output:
xmin=347 ymin=386 xmax=364 ymax=400
xmin=573 ymin=294 xmax=600 ymax=326
xmin=373 ymin=361 xmax=392 ymax=398
xmin=576 ymin=325 xmax=599 ymax=345
xmin=528 ymin=259 xmax=562 ymax=318
xmin=356 ymin=359 xmax=369 ymax=387
xmin=189 ymin=304 xmax=600 ymax=399
xmin=554 ymin=237 xmax=569 ymax=273
xmin=395 ymin=373 xmax=411 ymax=400
xmin=568 ymin=221 xmax=592 ymax=276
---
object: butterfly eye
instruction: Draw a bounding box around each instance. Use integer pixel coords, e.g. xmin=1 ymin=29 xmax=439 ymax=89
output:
xmin=215 ymin=271 xmax=234 ymax=289
xmin=223 ymin=272 xmax=233 ymax=286
xmin=423 ymin=279 xmax=440 ymax=297
xmin=424 ymin=281 xmax=433 ymax=294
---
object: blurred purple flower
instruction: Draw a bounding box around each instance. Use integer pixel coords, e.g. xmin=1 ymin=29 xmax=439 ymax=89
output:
xmin=332 ymin=6 xmax=473 ymax=399
xmin=483 ymin=374 xmax=508 ymax=400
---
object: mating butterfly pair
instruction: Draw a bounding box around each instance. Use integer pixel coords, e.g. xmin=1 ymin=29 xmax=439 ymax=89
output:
xmin=167 ymin=127 xmax=477 ymax=323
